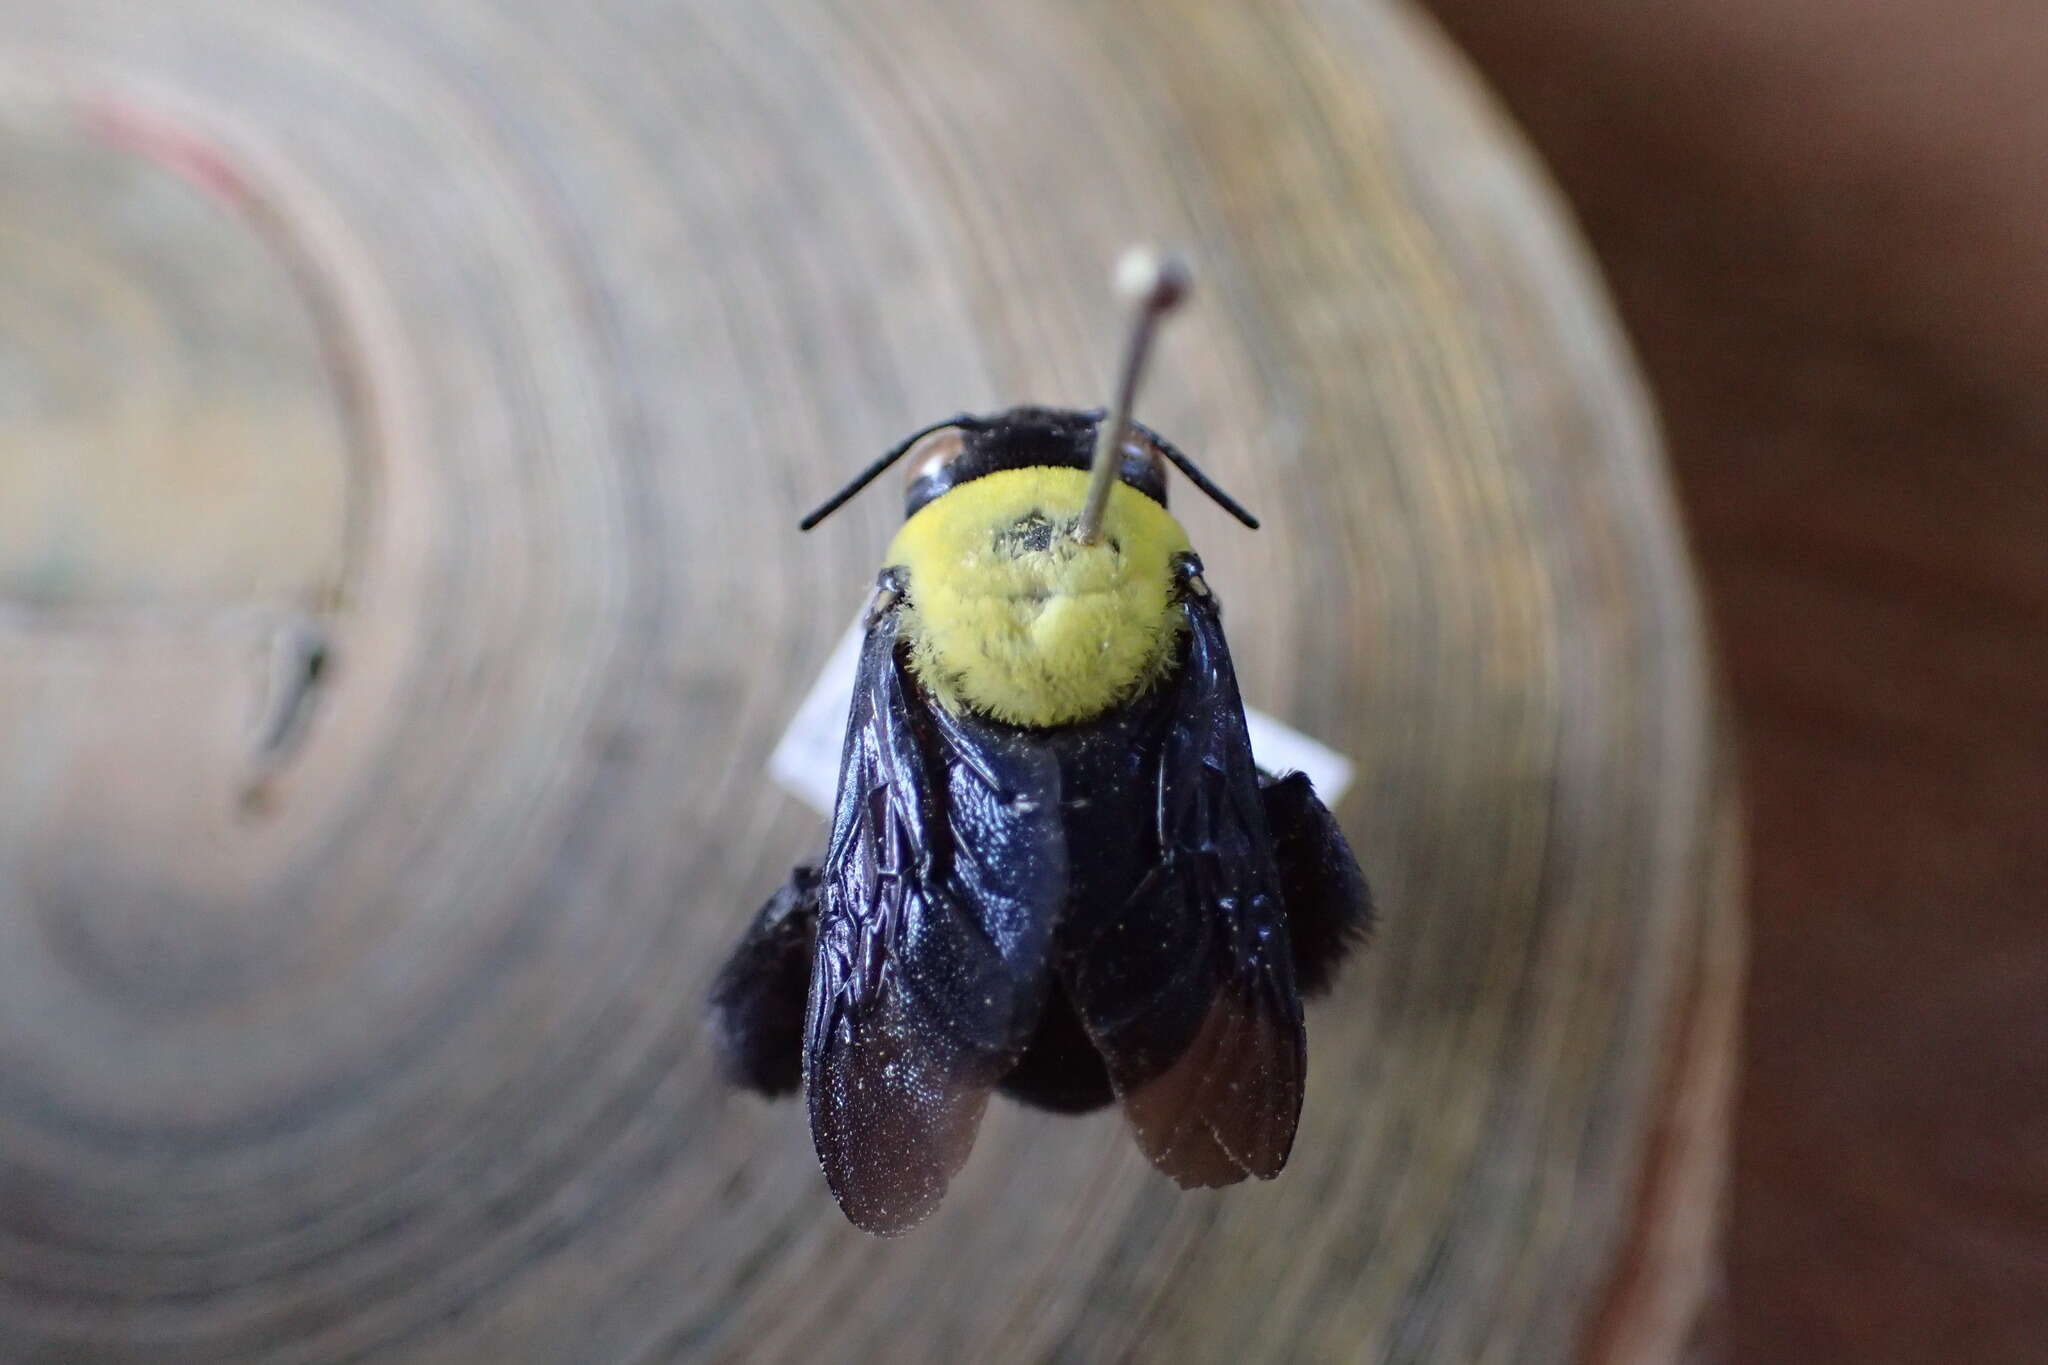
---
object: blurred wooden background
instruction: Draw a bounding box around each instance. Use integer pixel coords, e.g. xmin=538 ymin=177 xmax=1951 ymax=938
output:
xmin=0 ymin=2 xmax=1734 ymax=1361
xmin=1420 ymin=2 xmax=2048 ymax=1361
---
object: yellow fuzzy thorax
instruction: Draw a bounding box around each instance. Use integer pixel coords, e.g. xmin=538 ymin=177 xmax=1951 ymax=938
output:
xmin=884 ymin=466 xmax=1191 ymax=728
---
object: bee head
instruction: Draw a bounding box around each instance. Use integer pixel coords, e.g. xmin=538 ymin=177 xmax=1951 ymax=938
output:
xmin=900 ymin=407 xmax=1169 ymax=519
xmin=801 ymin=406 xmax=1257 ymax=532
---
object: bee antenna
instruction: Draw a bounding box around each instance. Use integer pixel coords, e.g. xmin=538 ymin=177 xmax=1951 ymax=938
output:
xmin=799 ymin=414 xmax=978 ymax=531
xmin=1135 ymin=422 xmax=1261 ymax=529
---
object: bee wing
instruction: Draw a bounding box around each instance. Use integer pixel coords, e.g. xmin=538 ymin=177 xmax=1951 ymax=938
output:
xmin=1061 ymin=585 xmax=1306 ymax=1188
xmin=806 ymin=604 xmax=1066 ymax=1235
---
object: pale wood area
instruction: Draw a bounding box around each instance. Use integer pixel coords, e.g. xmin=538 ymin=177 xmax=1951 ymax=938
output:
xmin=0 ymin=3 xmax=1735 ymax=1361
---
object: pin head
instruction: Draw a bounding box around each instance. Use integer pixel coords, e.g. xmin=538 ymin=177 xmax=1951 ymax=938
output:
xmin=1075 ymin=247 xmax=1194 ymax=545
xmin=1115 ymin=247 xmax=1192 ymax=313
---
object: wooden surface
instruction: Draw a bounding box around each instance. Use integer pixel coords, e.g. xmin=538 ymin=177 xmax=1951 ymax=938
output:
xmin=0 ymin=3 xmax=1732 ymax=1361
xmin=1420 ymin=3 xmax=2048 ymax=1360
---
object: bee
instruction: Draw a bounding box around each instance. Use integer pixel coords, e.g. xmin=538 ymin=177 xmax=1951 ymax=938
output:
xmin=710 ymin=251 xmax=1371 ymax=1235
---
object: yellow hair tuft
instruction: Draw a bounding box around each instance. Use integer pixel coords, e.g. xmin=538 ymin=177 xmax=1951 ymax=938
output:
xmin=884 ymin=467 xmax=1190 ymax=727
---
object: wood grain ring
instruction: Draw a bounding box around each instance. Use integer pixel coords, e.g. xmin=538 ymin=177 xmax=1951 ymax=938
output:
xmin=0 ymin=3 xmax=1736 ymax=1361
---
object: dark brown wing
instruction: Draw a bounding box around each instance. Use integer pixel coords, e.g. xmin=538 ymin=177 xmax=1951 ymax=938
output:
xmin=805 ymin=598 xmax=1065 ymax=1235
xmin=1059 ymin=570 xmax=1307 ymax=1187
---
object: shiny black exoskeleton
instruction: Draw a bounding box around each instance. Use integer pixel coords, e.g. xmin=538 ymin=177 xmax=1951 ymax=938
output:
xmin=711 ymin=415 xmax=1372 ymax=1237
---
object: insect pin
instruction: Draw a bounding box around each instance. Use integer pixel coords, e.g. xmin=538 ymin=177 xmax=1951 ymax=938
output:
xmin=711 ymin=248 xmax=1372 ymax=1235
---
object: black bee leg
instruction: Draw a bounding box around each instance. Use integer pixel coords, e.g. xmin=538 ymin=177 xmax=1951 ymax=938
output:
xmin=708 ymin=866 xmax=820 ymax=1096
xmin=1260 ymin=772 xmax=1373 ymax=996
xmin=863 ymin=565 xmax=909 ymax=625
xmin=1169 ymin=550 xmax=1215 ymax=606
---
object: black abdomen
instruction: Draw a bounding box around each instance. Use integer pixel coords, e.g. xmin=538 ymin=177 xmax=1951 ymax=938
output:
xmin=995 ymin=689 xmax=1173 ymax=1114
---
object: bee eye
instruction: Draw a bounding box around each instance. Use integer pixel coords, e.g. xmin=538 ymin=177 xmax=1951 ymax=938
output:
xmin=1121 ymin=433 xmax=1171 ymax=483
xmin=904 ymin=427 xmax=969 ymax=486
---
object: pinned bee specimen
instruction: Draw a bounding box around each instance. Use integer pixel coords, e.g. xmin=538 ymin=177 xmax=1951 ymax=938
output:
xmin=711 ymin=250 xmax=1371 ymax=1235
